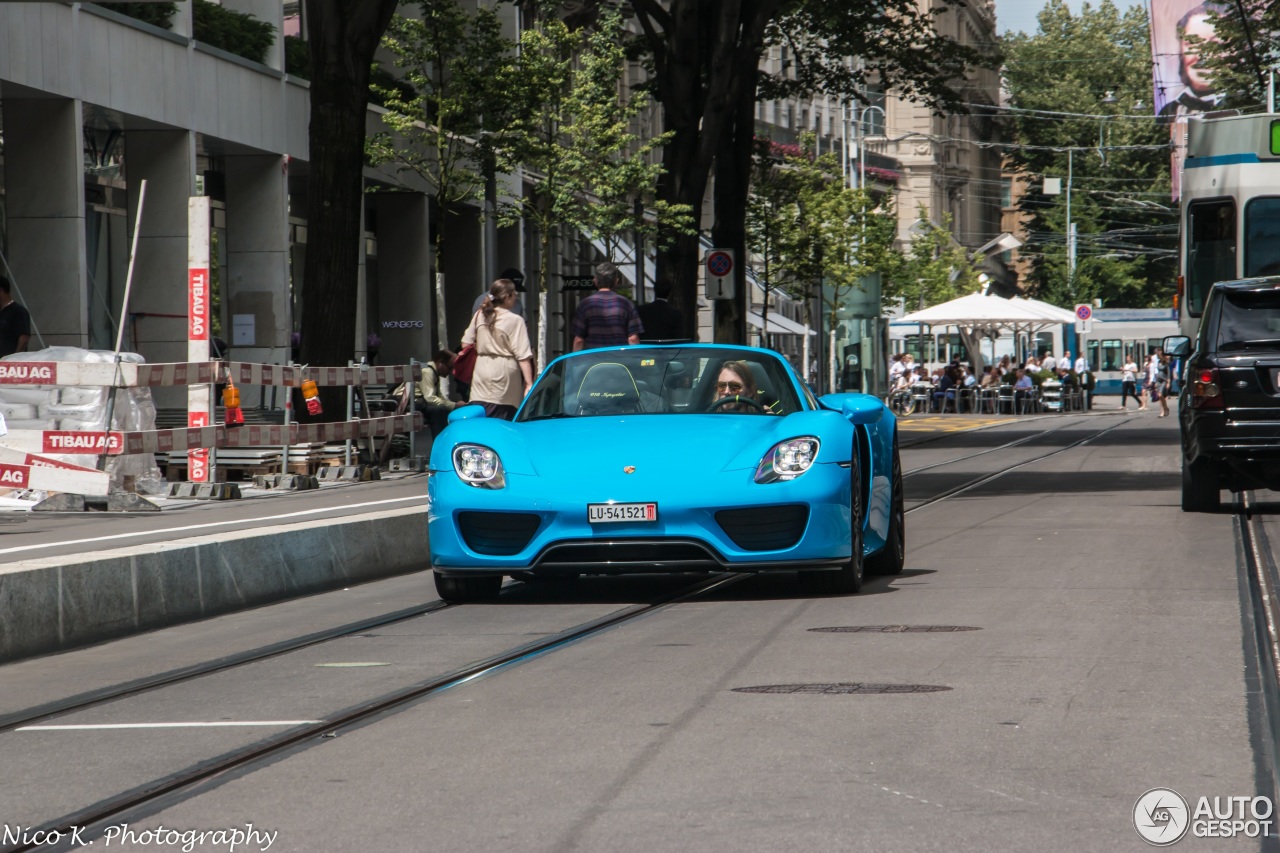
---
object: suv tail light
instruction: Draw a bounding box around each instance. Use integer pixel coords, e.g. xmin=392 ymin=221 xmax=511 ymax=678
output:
xmin=1191 ymin=368 xmax=1223 ymax=409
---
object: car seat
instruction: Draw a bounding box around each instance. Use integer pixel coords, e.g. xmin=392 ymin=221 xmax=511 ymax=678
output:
xmin=574 ymin=362 xmax=642 ymax=416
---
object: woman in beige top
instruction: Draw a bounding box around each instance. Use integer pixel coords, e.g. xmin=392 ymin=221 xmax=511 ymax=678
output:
xmin=462 ymin=278 xmax=534 ymax=420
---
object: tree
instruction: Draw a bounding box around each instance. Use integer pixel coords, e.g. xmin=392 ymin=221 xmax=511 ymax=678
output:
xmin=625 ymin=0 xmax=988 ymax=343
xmin=747 ymin=135 xmax=898 ymax=342
xmin=1001 ymin=0 xmax=1176 ymax=308
xmin=1198 ymin=1 xmax=1278 ymax=110
xmin=496 ymin=9 xmax=691 ymax=363
xmin=299 ymin=0 xmax=399 ymax=417
xmin=367 ymin=1 xmax=513 ymax=348
xmin=890 ymin=207 xmax=980 ymax=311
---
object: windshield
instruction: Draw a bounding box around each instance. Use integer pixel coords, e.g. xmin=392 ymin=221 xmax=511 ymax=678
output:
xmin=1215 ymin=290 xmax=1280 ymax=351
xmin=517 ymin=347 xmax=805 ymax=421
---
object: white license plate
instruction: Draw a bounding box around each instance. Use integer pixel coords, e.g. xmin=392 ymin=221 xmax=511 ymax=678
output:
xmin=588 ymin=502 xmax=657 ymax=523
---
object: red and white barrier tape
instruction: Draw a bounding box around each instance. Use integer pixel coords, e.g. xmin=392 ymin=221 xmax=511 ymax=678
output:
xmin=0 ymin=413 xmax=423 ymax=457
xmin=0 ymin=361 xmax=421 ymax=388
xmin=0 ymin=447 xmax=109 ymax=496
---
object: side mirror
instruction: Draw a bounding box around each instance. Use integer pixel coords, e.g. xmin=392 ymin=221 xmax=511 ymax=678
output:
xmin=819 ymin=393 xmax=883 ymax=425
xmin=1162 ymin=335 xmax=1192 ymax=358
xmin=448 ymin=404 xmax=487 ymax=423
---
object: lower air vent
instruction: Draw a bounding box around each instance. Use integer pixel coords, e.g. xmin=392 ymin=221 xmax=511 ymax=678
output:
xmin=457 ymin=512 xmax=541 ymax=556
xmin=716 ymin=505 xmax=809 ymax=551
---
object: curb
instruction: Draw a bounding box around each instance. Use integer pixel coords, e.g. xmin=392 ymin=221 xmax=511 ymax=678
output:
xmin=0 ymin=506 xmax=428 ymax=663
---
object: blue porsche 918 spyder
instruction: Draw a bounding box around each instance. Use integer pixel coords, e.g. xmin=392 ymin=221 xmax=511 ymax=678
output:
xmin=427 ymin=344 xmax=904 ymax=603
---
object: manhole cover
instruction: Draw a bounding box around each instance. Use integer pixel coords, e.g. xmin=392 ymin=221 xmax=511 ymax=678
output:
xmin=733 ymin=683 xmax=951 ymax=695
xmin=808 ymin=625 xmax=981 ymax=633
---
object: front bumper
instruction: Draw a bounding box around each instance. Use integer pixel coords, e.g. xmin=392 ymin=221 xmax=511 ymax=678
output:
xmin=428 ymin=463 xmax=854 ymax=575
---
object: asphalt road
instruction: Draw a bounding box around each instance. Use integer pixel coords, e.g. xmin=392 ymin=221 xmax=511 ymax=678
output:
xmin=0 ymin=410 xmax=1270 ymax=852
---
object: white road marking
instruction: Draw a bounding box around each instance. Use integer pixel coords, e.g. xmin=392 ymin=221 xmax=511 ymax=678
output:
xmin=18 ymin=721 xmax=323 ymax=731
xmin=0 ymin=496 xmax=425 ymax=557
xmin=315 ymin=662 xmax=390 ymax=667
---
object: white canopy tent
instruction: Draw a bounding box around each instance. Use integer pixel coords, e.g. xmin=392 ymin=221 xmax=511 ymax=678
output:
xmin=899 ymin=292 xmax=1075 ymax=372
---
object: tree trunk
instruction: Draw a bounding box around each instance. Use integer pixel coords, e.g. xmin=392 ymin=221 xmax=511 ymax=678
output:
xmin=711 ymin=51 xmax=761 ymax=345
xmin=299 ymin=0 xmax=398 ymax=419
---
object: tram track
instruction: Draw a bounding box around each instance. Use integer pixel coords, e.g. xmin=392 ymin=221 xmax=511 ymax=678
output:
xmin=0 ymin=599 xmax=453 ymax=735
xmin=902 ymin=416 xmax=1083 ymax=478
xmin=1 ymin=418 xmax=1136 ymax=852
xmin=1 ymin=572 xmax=748 ymax=853
xmin=1237 ymin=493 xmax=1280 ymax=808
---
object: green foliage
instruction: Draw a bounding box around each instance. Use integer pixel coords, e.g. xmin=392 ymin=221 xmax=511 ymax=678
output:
xmin=193 ymin=0 xmax=274 ymax=64
xmin=747 ymin=134 xmax=898 ymax=312
xmin=95 ymin=3 xmax=176 ymax=29
xmin=284 ymin=35 xmax=310 ymax=79
xmin=496 ymin=11 xmax=692 ymax=297
xmin=1198 ymin=1 xmax=1277 ymax=110
xmin=367 ymin=1 xmax=513 ymax=269
xmin=1002 ymin=0 xmax=1176 ymax=308
xmin=886 ymin=206 xmax=982 ymax=311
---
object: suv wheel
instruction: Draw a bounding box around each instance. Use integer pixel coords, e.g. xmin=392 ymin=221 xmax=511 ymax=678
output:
xmin=1181 ymin=457 xmax=1221 ymax=513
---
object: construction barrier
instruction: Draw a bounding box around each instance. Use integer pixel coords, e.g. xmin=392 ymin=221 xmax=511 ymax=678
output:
xmin=0 ymin=356 xmax=423 ymax=499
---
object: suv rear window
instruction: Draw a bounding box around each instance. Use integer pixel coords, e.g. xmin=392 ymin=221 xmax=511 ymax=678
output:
xmin=1216 ymin=289 xmax=1280 ymax=351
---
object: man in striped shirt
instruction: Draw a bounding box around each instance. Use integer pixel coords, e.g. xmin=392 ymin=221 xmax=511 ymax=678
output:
xmin=571 ymin=261 xmax=643 ymax=350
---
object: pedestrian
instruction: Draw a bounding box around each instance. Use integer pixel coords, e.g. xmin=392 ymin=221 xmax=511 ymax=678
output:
xmin=1058 ymin=350 xmax=1073 ymax=374
xmin=571 ymin=261 xmax=643 ymax=350
xmin=637 ymin=278 xmax=684 ymax=342
xmin=394 ymin=349 xmax=460 ymax=436
xmin=461 ymin=279 xmax=534 ymax=421
xmin=1154 ymin=351 xmax=1172 ymax=418
xmin=0 ymin=277 xmax=31 ymax=358
xmin=1121 ymin=353 xmax=1143 ymax=409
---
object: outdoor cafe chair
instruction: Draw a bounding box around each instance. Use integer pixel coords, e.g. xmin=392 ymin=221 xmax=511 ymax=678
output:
xmin=994 ymin=384 xmax=1016 ymax=414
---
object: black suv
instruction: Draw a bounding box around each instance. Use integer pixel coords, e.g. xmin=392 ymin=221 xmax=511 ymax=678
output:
xmin=1173 ymin=277 xmax=1280 ymax=511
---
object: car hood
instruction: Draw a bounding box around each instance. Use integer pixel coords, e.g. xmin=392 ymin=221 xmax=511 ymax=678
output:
xmin=434 ymin=411 xmax=848 ymax=477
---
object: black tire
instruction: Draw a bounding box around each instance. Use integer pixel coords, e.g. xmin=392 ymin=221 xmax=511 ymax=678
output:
xmin=1181 ymin=457 xmax=1221 ymax=513
xmin=434 ymin=572 xmax=502 ymax=603
xmin=801 ymin=466 xmax=865 ymax=595
xmin=866 ymin=440 xmax=905 ymax=575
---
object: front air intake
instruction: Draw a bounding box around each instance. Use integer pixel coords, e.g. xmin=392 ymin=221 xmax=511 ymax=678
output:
xmin=457 ymin=512 xmax=541 ymax=556
xmin=716 ymin=505 xmax=809 ymax=551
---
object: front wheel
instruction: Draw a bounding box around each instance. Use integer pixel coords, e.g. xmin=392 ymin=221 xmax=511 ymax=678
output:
xmin=866 ymin=440 xmax=905 ymax=575
xmin=1181 ymin=456 xmax=1221 ymax=513
xmin=800 ymin=468 xmax=864 ymax=595
xmin=434 ymin=572 xmax=503 ymax=603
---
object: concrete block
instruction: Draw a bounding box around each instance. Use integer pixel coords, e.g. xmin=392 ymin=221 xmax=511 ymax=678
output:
xmin=32 ymin=494 xmax=86 ymax=512
xmin=317 ymin=465 xmax=380 ymax=482
xmin=108 ymin=493 xmax=161 ymax=512
xmin=389 ymin=457 xmax=427 ymax=473
xmin=253 ymin=474 xmax=319 ymax=491
xmin=168 ymin=482 xmax=243 ymax=500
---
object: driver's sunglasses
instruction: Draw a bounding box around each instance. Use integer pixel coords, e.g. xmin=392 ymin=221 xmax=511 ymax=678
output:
xmin=716 ymin=380 xmax=744 ymax=392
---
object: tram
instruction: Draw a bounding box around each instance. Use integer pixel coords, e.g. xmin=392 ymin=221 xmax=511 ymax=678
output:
xmin=1077 ymin=309 xmax=1179 ymax=395
xmin=1178 ymin=113 xmax=1280 ymax=338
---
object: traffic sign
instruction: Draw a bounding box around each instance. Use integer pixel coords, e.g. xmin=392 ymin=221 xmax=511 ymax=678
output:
xmin=562 ymin=276 xmax=596 ymax=291
xmin=1074 ymin=303 xmax=1093 ymax=321
xmin=705 ymin=249 xmax=735 ymax=300
xmin=1075 ymin=319 xmax=1093 ymax=334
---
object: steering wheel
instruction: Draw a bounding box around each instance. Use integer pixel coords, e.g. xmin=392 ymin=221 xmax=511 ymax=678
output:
xmin=706 ymin=394 xmax=766 ymax=413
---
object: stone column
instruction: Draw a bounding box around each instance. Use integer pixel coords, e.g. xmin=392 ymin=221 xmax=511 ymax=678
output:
xmin=371 ymin=193 xmax=432 ymax=367
xmin=2 ymin=98 xmax=88 ymax=350
xmin=125 ymin=129 xmax=196 ymax=408
xmin=224 ymin=154 xmax=290 ymax=408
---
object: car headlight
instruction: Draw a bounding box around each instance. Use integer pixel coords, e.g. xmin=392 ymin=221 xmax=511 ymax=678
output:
xmin=754 ymin=437 xmax=819 ymax=483
xmin=453 ymin=444 xmax=506 ymax=489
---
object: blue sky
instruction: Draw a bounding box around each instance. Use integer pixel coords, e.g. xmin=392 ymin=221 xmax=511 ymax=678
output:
xmin=994 ymin=0 xmax=1092 ymax=35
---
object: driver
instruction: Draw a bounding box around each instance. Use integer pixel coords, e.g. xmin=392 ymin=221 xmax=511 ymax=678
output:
xmin=713 ymin=361 xmax=768 ymax=413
